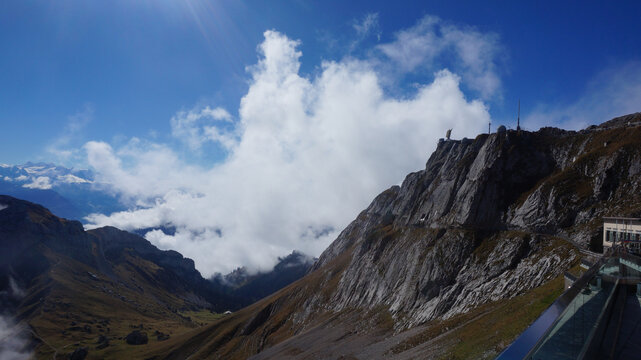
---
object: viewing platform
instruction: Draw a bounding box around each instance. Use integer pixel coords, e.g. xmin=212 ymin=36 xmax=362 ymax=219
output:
xmin=498 ymin=252 xmax=641 ymax=359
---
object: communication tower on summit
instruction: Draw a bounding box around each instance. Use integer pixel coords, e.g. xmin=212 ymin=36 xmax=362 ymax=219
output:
xmin=517 ymin=99 xmax=521 ymax=133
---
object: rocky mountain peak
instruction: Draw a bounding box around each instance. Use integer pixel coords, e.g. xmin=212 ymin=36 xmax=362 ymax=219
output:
xmin=312 ymin=117 xmax=641 ymax=326
xmin=163 ymin=115 xmax=641 ymax=359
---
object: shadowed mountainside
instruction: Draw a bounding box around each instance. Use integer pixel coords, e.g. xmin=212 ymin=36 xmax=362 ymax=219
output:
xmin=212 ymin=251 xmax=316 ymax=307
xmin=0 ymin=196 xmax=311 ymax=359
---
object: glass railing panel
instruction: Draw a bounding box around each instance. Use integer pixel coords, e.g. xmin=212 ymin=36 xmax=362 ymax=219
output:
xmin=497 ymin=258 xmax=607 ymax=360
xmin=526 ymin=265 xmax=617 ymax=360
xmin=599 ymin=257 xmax=621 ymax=276
xmin=620 ymin=254 xmax=641 ymax=278
xmin=576 ymin=279 xmax=620 ymax=359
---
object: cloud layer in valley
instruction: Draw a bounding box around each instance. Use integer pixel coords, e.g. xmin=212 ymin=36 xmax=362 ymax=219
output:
xmin=0 ymin=316 xmax=31 ymax=360
xmin=0 ymin=278 xmax=31 ymax=360
xmin=83 ymin=17 xmax=496 ymax=276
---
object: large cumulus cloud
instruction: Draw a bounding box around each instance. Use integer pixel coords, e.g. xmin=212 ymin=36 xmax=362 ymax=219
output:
xmin=84 ymin=21 xmax=495 ymax=276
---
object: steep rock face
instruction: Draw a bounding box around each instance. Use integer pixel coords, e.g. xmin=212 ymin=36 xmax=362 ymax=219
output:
xmin=307 ymin=116 xmax=641 ymax=327
xmin=156 ymin=114 xmax=641 ymax=359
xmin=306 ymin=129 xmax=583 ymax=326
xmin=507 ymin=123 xmax=641 ymax=244
xmin=392 ymin=132 xmax=554 ymax=231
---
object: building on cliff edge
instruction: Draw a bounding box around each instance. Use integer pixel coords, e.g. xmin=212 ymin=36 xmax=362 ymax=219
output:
xmin=603 ymin=217 xmax=641 ymax=254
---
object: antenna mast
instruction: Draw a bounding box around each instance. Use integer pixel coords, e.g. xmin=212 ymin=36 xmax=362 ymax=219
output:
xmin=517 ymin=99 xmax=521 ymax=132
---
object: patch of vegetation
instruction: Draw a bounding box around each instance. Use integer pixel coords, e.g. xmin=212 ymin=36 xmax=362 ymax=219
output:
xmin=366 ymin=305 xmax=395 ymax=333
xmin=142 ymin=244 xmax=362 ymax=360
xmin=23 ymin=249 xmax=223 ymax=360
xmin=390 ymin=274 xmax=567 ymax=359
xmin=179 ymin=310 xmax=226 ymax=325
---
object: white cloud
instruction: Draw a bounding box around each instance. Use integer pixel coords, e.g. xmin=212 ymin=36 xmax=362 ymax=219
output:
xmin=354 ymin=13 xmax=379 ymax=38
xmin=22 ymin=176 xmax=52 ymax=190
xmin=0 ymin=278 xmax=30 ymax=360
xmin=351 ymin=12 xmax=381 ymax=50
xmin=14 ymin=175 xmax=28 ymax=182
xmin=524 ymin=61 xmax=641 ymax=130
xmin=170 ymin=106 xmax=236 ymax=151
xmin=84 ymin=139 xmax=204 ymax=205
xmin=7 ymin=278 xmax=25 ymax=299
xmin=84 ymin=27 xmax=491 ymax=276
xmin=377 ymin=15 xmax=502 ymax=99
xmin=47 ymin=104 xmax=93 ymax=165
xmin=0 ymin=204 xmax=7 ymax=211
xmin=0 ymin=316 xmax=31 ymax=360
xmin=377 ymin=16 xmax=442 ymax=72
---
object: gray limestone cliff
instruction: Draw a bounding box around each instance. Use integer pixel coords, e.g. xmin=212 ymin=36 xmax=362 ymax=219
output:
xmin=306 ymin=113 xmax=641 ymax=328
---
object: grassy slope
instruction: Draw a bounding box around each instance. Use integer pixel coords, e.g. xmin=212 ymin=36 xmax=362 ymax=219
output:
xmin=149 ymin=233 xmax=580 ymax=360
xmin=23 ymin=247 xmax=221 ymax=360
xmin=391 ymin=274 xmax=567 ymax=359
xmin=143 ymin=245 xmax=358 ymax=360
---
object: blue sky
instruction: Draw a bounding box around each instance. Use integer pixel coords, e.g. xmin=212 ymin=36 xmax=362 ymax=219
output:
xmin=2 ymin=0 xmax=641 ymax=274
xmin=2 ymin=0 xmax=641 ymax=165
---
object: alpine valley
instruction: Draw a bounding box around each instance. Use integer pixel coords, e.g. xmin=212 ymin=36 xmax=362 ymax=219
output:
xmin=0 ymin=196 xmax=313 ymax=359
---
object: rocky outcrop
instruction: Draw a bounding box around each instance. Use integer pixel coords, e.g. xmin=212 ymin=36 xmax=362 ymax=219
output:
xmin=125 ymin=330 xmax=148 ymax=345
xmin=68 ymin=346 xmax=88 ymax=360
xmin=95 ymin=335 xmax=109 ymax=349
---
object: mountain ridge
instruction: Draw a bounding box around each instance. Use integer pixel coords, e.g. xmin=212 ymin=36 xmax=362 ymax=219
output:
xmin=0 ymin=195 xmax=313 ymax=359
xmin=154 ymin=112 xmax=641 ymax=359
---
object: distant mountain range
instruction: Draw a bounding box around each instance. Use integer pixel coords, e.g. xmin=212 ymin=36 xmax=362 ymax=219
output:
xmin=0 ymin=195 xmax=314 ymax=359
xmin=211 ymin=251 xmax=316 ymax=306
xmin=0 ymin=162 xmax=123 ymax=221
